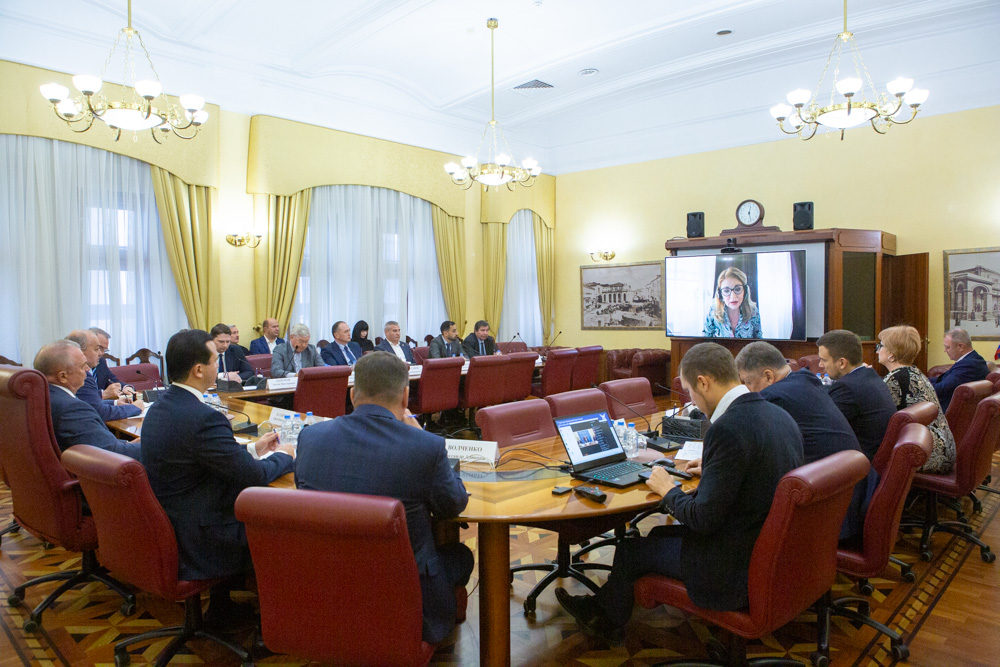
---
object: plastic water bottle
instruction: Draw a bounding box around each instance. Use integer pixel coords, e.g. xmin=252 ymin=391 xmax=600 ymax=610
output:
xmin=614 ymin=419 xmax=627 ymax=440
xmin=202 ymin=393 xmax=210 ymax=403
xmin=280 ymin=415 xmax=293 ymax=445
xmin=210 ymin=393 xmax=221 ymax=407
xmin=304 ymin=412 xmax=317 ymax=428
xmin=291 ymin=413 xmax=303 ymax=442
xmin=623 ymin=422 xmax=640 ymax=459
xmin=822 ymin=373 xmax=833 ymax=386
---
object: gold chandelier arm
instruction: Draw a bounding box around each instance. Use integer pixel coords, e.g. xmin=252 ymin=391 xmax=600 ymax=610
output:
xmin=65 ymin=114 xmax=96 ymax=133
xmin=111 ymin=126 xmax=122 ymax=142
xmin=169 ymin=124 xmax=200 ymax=140
xmin=797 ymin=123 xmax=819 ymax=141
xmin=869 ymin=118 xmax=890 ymax=135
xmin=887 ymin=106 xmax=920 ymax=126
xmin=151 ymin=127 xmax=165 ymax=144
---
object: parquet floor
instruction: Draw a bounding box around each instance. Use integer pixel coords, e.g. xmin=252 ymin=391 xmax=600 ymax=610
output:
xmin=2 ymin=446 xmax=999 ymax=665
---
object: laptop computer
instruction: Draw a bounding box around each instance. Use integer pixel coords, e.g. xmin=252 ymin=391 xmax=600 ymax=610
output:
xmin=553 ymin=410 xmax=647 ymax=488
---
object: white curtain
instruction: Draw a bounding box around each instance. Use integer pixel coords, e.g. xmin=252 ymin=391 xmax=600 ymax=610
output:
xmin=499 ymin=209 xmax=543 ymax=346
xmin=0 ymin=135 xmax=187 ymax=365
xmin=290 ymin=185 xmax=447 ymax=343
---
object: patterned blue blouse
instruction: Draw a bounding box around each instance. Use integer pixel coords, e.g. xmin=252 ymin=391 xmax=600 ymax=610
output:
xmin=702 ymin=307 xmax=762 ymax=338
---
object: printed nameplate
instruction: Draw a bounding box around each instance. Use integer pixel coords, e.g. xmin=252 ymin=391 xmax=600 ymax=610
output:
xmin=445 ymin=439 xmax=499 ymax=466
xmin=266 ymin=377 xmax=298 ymax=391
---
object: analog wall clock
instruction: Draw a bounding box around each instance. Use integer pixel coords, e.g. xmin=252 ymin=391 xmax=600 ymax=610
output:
xmin=736 ymin=199 xmax=764 ymax=226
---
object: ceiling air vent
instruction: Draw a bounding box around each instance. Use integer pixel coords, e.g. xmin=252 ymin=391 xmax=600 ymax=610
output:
xmin=511 ymin=79 xmax=555 ymax=98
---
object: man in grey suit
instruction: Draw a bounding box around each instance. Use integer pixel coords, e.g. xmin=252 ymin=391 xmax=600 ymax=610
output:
xmin=271 ymin=323 xmax=325 ymax=378
xmin=428 ymin=321 xmax=468 ymax=359
xmin=34 ymin=339 xmax=140 ymax=458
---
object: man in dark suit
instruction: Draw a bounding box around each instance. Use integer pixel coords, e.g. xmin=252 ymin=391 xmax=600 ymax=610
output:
xmin=929 ymin=327 xmax=989 ymax=411
xmin=556 ymin=343 xmax=803 ymax=644
xmin=428 ymin=321 xmax=468 ymax=359
xmin=249 ymin=318 xmax=285 ymax=355
xmin=736 ymin=341 xmax=873 ymax=541
xmin=210 ymin=324 xmax=256 ymax=382
xmin=321 ymin=320 xmax=363 ymax=366
xmin=271 ymin=323 xmax=325 ymax=378
xmin=88 ymin=326 xmax=134 ymax=400
xmin=34 ymin=339 xmax=140 ymax=458
xmin=141 ymin=329 xmax=294 ymax=622
xmin=375 ymin=320 xmax=415 ymax=363
xmin=67 ymin=329 xmax=144 ymax=422
xmin=228 ymin=324 xmax=250 ymax=355
xmin=817 ymin=329 xmax=897 ymax=461
xmin=296 ymin=351 xmax=472 ymax=644
xmin=463 ymin=320 xmax=497 ymax=357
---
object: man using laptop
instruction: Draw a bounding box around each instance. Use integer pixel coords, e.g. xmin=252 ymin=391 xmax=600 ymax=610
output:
xmin=556 ymin=342 xmax=803 ymax=645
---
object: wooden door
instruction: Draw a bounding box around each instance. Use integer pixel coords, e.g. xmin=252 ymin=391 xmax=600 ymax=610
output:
xmin=881 ymin=253 xmax=929 ymax=371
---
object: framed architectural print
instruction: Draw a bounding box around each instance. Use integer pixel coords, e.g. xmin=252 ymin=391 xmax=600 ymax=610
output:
xmin=581 ymin=261 xmax=664 ymax=330
xmin=944 ymin=246 xmax=1000 ymax=340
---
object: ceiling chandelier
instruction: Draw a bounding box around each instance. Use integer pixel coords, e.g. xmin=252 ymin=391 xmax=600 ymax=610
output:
xmin=38 ymin=0 xmax=207 ymax=143
xmin=445 ymin=18 xmax=540 ymax=190
xmin=769 ymin=0 xmax=928 ymax=140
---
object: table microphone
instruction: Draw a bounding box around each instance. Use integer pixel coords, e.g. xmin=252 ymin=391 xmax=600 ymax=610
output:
xmin=654 ymin=383 xmax=703 ymax=419
xmin=220 ymin=405 xmax=260 ymax=436
xmin=592 ymin=384 xmax=676 ymax=452
xmin=134 ymin=369 xmax=167 ymax=402
xmin=542 ymin=331 xmax=563 ymax=358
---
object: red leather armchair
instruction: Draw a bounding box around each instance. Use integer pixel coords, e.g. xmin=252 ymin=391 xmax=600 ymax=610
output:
xmin=634 ymin=450 xmax=870 ymax=667
xmin=504 ymin=352 xmax=539 ymax=403
xmin=926 ymin=364 xmax=952 ymax=379
xmin=459 ymin=356 xmax=510 ymax=432
xmin=496 ymin=341 xmax=529 ymax=354
xmin=476 ymin=400 xmax=556 ymax=448
xmin=797 ymin=354 xmax=822 ymax=374
xmin=0 ymin=367 xmax=134 ymax=632
xmin=606 ymin=348 xmax=669 ymax=393
xmin=235 ymin=487 xmax=435 ymax=666
xmin=571 ymin=345 xmax=603 ymax=390
xmin=293 ymin=365 xmax=352 ymax=418
xmin=831 ymin=423 xmax=931 ymax=662
xmin=671 ymin=375 xmax=690 ymax=405
xmin=246 ymin=353 xmax=273 ymax=377
xmin=945 ymin=379 xmax=994 ymax=447
xmin=61 ymin=445 xmax=252 ymax=667
xmin=599 ymin=377 xmax=657 ymax=421
xmin=410 ymin=357 xmax=464 ymax=421
xmin=531 ymin=348 xmax=577 ymax=397
xmin=545 ymin=388 xmax=609 ymax=418
xmin=988 ymin=370 xmax=1000 ymax=393
xmin=872 ymin=401 xmax=938 ymax=476
xmin=902 ymin=389 xmax=1000 ymax=562
xmin=412 ymin=346 xmax=431 ymax=365
xmin=113 ymin=362 xmax=161 ymax=390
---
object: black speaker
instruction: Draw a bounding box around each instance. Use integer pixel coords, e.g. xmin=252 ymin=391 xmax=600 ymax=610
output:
xmin=793 ymin=202 xmax=814 ymax=230
xmin=686 ymin=212 xmax=704 ymax=238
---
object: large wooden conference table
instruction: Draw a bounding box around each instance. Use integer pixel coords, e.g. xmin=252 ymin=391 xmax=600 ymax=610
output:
xmin=110 ymin=398 xmax=695 ymax=667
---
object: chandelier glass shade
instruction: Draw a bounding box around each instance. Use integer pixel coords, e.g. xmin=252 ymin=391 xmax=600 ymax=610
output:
xmin=769 ymin=1 xmax=928 ymax=140
xmin=444 ymin=19 xmax=540 ymax=190
xmin=38 ymin=0 xmax=207 ymax=143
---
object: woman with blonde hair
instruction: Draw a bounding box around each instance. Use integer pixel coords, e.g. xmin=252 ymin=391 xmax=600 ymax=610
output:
xmin=877 ymin=325 xmax=956 ymax=473
xmin=702 ymin=267 xmax=762 ymax=338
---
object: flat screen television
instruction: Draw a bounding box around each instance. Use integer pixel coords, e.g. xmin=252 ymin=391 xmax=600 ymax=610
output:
xmin=664 ymin=250 xmax=807 ymax=340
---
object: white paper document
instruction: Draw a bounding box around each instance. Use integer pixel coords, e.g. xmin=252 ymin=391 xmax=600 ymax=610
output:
xmin=676 ymin=440 xmax=703 ymax=460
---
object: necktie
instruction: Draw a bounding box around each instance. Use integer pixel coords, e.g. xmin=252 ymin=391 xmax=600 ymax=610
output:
xmin=480 ymin=340 xmax=485 ymax=356
xmin=220 ymin=354 xmax=227 ymax=373
xmin=345 ymin=345 xmax=356 ymax=365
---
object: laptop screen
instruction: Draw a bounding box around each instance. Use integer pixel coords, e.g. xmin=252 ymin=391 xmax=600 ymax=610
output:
xmin=554 ymin=411 xmax=626 ymax=468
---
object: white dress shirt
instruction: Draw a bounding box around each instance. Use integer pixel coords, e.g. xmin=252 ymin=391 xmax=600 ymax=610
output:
xmin=171 ymin=382 xmax=262 ymax=459
xmin=709 ymin=384 xmax=750 ymax=422
xmin=388 ymin=341 xmax=407 ymax=362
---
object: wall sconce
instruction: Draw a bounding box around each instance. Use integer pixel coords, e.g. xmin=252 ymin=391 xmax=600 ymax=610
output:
xmin=226 ymin=232 xmax=262 ymax=248
xmin=589 ymin=250 xmax=616 ymax=262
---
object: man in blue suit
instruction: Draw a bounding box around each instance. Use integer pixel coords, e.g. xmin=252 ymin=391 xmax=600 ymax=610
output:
xmin=141 ymin=329 xmax=295 ymax=623
xmin=929 ymin=328 xmax=989 ymax=411
xmin=248 ymin=318 xmax=285 ymax=355
xmin=817 ymin=330 xmax=897 ymax=461
xmin=375 ymin=320 xmax=415 ymax=363
xmin=296 ymin=351 xmax=473 ymax=644
xmin=736 ymin=341 xmax=873 ymax=542
xmin=556 ymin=343 xmax=803 ymax=645
xmin=33 ymin=339 xmax=140 ymax=458
xmin=67 ymin=330 xmax=144 ymax=422
xmin=88 ymin=326 xmax=134 ymax=400
xmin=210 ymin=324 xmax=256 ymax=382
xmin=321 ymin=320 xmax=363 ymax=366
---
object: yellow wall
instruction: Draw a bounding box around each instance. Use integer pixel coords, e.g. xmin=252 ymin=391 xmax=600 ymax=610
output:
xmin=555 ymin=105 xmax=1000 ymax=367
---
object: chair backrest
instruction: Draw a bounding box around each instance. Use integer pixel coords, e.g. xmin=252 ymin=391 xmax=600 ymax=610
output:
xmin=945 ymin=380 xmax=994 ymax=446
xmin=316 ymin=339 xmax=330 ymax=349
xmin=846 ymin=423 xmax=931 ymax=574
xmin=949 ymin=392 xmax=1000 ymax=494
xmin=476 ymin=400 xmax=556 ymax=448
xmin=545 ymin=388 xmax=609 ymax=419
xmin=926 ymin=363 xmax=952 ymax=379
xmin=785 ymin=358 xmax=801 ymax=372
xmin=671 ymin=376 xmax=690 ymax=405
xmin=599 ymin=377 xmax=657 ymax=420
xmin=631 ymin=349 xmax=669 ymax=391
xmin=126 ymin=348 xmax=164 ymax=380
xmin=293 ymin=365 xmax=351 ymax=418
xmin=0 ymin=367 xmax=90 ymax=549
xmin=424 ymin=334 xmax=434 ymax=345
xmin=989 ymin=370 xmax=1000 ymax=394
xmin=0 ymin=354 xmax=21 ymax=366
xmin=113 ymin=362 xmax=161 ymax=390
xmin=537 ymin=348 xmax=577 ymax=397
xmin=460 ymin=355 xmax=510 ymax=409
xmin=503 ymin=352 xmax=539 ymax=402
xmin=797 ymin=354 xmax=822 ymax=374
xmin=102 ymin=352 xmax=120 ymax=366
xmin=235 ymin=487 xmax=430 ymax=666
xmin=246 ymin=353 xmax=273 ymax=378
xmin=570 ymin=346 xmax=603 ymax=390
xmin=61 ymin=445 xmax=181 ymax=596
xmin=607 ymin=348 xmax=639 ymax=370
xmin=412 ymin=346 xmax=430 ymax=365
xmin=871 ymin=401 xmax=938 ymax=476
xmin=746 ymin=450 xmax=870 ymax=634
xmin=411 ymin=357 xmax=464 ymax=415
xmin=496 ymin=341 xmax=529 ymax=354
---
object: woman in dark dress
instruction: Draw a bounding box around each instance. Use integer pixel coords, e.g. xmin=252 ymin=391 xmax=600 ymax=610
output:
xmin=352 ymin=320 xmax=376 ymax=354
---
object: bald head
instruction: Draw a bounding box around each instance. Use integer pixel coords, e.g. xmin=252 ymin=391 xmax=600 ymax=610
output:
xmin=66 ymin=329 xmax=101 ymax=369
xmin=34 ymin=340 xmax=90 ymax=392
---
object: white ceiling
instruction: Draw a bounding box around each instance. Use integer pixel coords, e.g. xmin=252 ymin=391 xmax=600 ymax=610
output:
xmin=2 ymin=0 xmax=998 ymax=174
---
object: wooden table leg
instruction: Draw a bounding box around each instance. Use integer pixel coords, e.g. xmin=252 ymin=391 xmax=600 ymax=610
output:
xmin=478 ymin=521 xmax=511 ymax=667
